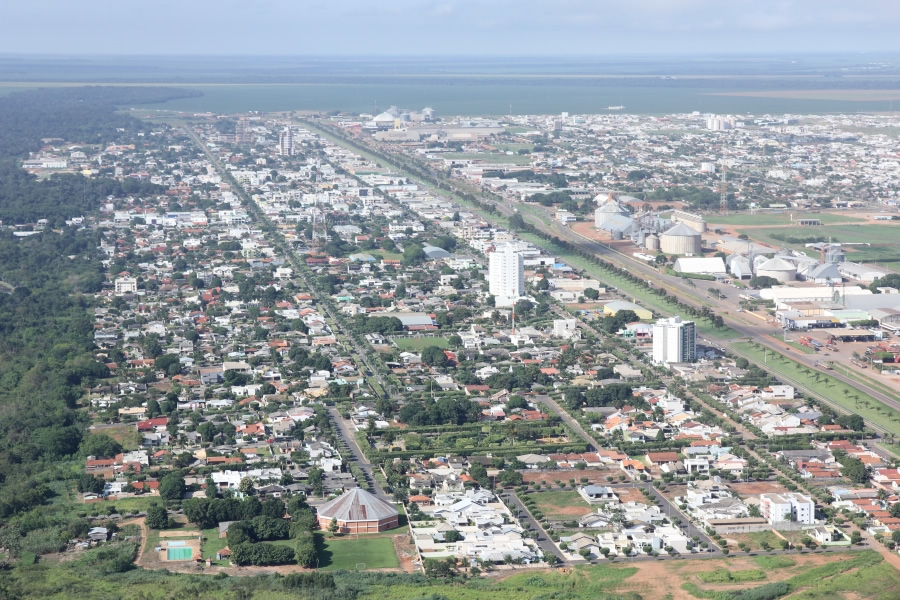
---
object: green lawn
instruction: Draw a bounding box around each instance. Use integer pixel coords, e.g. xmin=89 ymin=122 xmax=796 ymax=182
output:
xmin=733 ymin=341 xmax=900 ymax=435
xmin=737 ymin=223 xmax=900 ymax=270
xmin=86 ymin=496 xmax=159 ymax=516
xmin=707 ymin=212 xmax=863 ymax=226
xmin=316 ymin=534 xmax=399 ymax=570
xmin=529 ymin=490 xmax=593 ymax=520
xmin=393 ymin=336 xmax=449 ymax=351
xmin=201 ymin=527 xmax=228 ymax=565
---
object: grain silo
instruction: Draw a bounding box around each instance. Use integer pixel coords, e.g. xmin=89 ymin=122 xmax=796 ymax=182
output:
xmin=756 ymin=257 xmax=797 ymax=283
xmin=645 ymin=234 xmax=660 ymax=251
xmin=659 ymin=223 xmax=702 ymax=256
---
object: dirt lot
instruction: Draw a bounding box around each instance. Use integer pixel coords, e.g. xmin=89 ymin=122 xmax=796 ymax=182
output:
xmin=392 ymin=534 xmax=418 ymax=573
xmin=616 ymin=552 xmax=857 ymax=600
xmin=730 ymin=481 xmax=792 ymax=496
xmin=614 ymin=486 xmax=648 ymax=504
xmin=523 ymin=469 xmax=619 ymax=485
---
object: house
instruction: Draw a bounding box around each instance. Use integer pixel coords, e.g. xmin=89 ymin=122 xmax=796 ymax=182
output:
xmin=88 ymin=527 xmax=109 ymax=542
xmin=578 ymin=485 xmax=618 ymax=505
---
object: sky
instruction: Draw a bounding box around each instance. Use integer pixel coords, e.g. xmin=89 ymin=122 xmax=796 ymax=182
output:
xmin=2 ymin=0 xmax=899 ymax=56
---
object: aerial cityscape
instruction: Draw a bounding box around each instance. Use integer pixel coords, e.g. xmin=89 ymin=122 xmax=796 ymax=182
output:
xmin=1 ymin=2 xmax=900 ymax=600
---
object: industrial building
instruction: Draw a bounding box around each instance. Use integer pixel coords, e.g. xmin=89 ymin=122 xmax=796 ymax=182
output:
xmin=673 ymin=257 xmax=726 ymax=276
xmin=660 ymin=223 xmax=703 ymax=256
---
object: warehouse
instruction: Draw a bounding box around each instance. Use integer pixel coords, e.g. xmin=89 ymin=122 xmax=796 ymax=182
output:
xmin=673 ymin=257 xmax=726 ymax=276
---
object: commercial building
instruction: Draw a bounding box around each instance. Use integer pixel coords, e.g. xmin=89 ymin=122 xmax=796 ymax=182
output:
xmin=316 ymin=488 xmax=399 ymax=533
xmin=760 ymin=492 xmax=815 ymax=525
xmin=652 ymin=316 xmax=696 ymax=366
xmin=488 ymin=244 xmax=524 ymax=307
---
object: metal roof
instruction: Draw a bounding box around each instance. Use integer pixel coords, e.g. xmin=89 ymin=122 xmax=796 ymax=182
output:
xmin=317 ymin=488 xmax=399 ymax=522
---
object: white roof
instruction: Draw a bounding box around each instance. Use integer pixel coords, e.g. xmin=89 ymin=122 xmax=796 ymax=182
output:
xmin=673 ymin=257 xmax=726 ymax=274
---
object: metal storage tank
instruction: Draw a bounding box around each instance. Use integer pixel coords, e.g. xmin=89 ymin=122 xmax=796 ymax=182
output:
xmin=756 ymin=257 xmax=797 ymax=283
xmin=659 ymin=223 xmax=702 ymax=255
xmin=612 ymin=230 xmax=623 ymax=240
xmin=645 ymin=234 xmax=660 ymax=251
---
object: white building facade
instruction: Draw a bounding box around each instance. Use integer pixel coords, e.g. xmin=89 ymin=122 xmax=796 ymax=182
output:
xmin=760 ymin=492 xmax=815 ymax=525
xmin=488 ymin=244 xmax=524 ymax=307
xmin=652 ymin=316 xmax=696 ymax=366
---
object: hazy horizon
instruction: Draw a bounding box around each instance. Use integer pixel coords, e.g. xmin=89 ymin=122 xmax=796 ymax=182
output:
xmin=3 ymin=0 xmax=899 ymax=56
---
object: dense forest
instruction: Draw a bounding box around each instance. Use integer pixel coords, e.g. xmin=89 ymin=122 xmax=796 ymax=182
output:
xmin=0 ymin=86 xmax=198 ymax=160
xmin=0 ymin=86 xmax=196 ymax=520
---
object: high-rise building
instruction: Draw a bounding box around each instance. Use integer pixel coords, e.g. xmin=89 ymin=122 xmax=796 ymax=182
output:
xmin=652 ymin=316 xmax=696 ymax=366
xmin=235 ymin=118 xmax=253 ymax=144
xmin=488 ymin=244 xmax=524 ymax=306
xmin=278 ymin=126 xmax=294 ymax=156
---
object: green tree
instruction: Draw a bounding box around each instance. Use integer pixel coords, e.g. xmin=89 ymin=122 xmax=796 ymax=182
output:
xmin=421 ymin=345 xmax=449 ymax=367
xmin=146 ymin=505 xmax=168 ymax=529
xmin=158 ymin=472 xmax=185 ymax=503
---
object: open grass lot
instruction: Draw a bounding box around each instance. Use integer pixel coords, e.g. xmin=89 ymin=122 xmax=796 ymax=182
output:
xmin=733 ymin=341 xmax=900 ymax=436
xmin=88 ymin=425 xmax=142 ymax=451
xmin=316 ymin=533 xmax=399 ymax=570
xmin=529 ymin=489 xmax=593 ymax=520
xmin=392 ymin=336 xmax=449 ymax=351
xmin=201 ymin=527 xmax=228 ymax=565
xmin=706 ymin=212 xmax=863 ymax=226
xmin=738 ymin=223 xmax=900 ymax=270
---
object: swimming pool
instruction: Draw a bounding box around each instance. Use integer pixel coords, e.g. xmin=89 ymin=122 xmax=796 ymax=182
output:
xmin=167 ymin=547 xmax=193 ymax=560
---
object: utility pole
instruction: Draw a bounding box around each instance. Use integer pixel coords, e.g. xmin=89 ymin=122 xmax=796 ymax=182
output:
xmin=719 ymin=162 xmax=728 ymax=215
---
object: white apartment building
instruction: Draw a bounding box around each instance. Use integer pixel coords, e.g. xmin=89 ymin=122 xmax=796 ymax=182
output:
xmin=488 ymin=244 xmax=524 ymax=307
xmin=760 ymin=492 xmax=815 ymax=525
xmin=652 ymin=316 xmax=696 ymax=366
xmin=114 ymin=277 xmax=138 ymax=294
xmin=279 ymin=126 xmax=295 ymax=157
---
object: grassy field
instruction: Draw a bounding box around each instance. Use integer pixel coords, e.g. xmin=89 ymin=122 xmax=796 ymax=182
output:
xmin=738 ymin=223 xmax=900 ymax=270
xmin=316 ymin=534 xmax=399 ymax=570
xmin=706 ymin=212 xmax=863 ymax=226
xmin=529 ymin=490 xmax=593 ymax=520
xmin=392 ymin=336 xmax=450 ymax=351
xmin=733 ymin=341 xmax=900 ymax=435
xmin=201 ymin=527 xmax=228 ymax=565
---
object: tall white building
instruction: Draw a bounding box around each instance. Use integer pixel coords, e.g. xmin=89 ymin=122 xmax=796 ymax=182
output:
xmin=760 ymin=492 xmax=815 ymax=525
xmin=278 ymin=126 xmax=295 ymax=156
xmin=652 ymin=316 xmax=696 ymax=366
xmin=489 ymin=244 xmax=524 ymax=307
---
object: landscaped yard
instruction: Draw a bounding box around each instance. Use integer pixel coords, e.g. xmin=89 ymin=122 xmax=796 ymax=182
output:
xmin=316 ymin=534 xmax=399 ymax=570
xmin=733 ymin=341 xmax=900 ymax=435
xmin=529 ymin=489 xmax=593 ymax=520
xmin=393 ymin=336 xmax=449 ymax=351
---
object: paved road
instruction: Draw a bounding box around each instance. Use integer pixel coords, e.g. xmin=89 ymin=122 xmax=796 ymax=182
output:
xmin=327 ymin=406 xmax=389 ymax=498
xmin=540 ymin=394 xmax=602 ymax=452
xmin=502 ymin=490 xmax=570 ymax=566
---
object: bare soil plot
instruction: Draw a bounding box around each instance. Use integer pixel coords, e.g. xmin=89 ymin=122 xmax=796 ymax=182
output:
xmin=730 ymin=481 xmax=792 ymax=496
xmin=523 ymin=469 xmax=617 ymax=485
